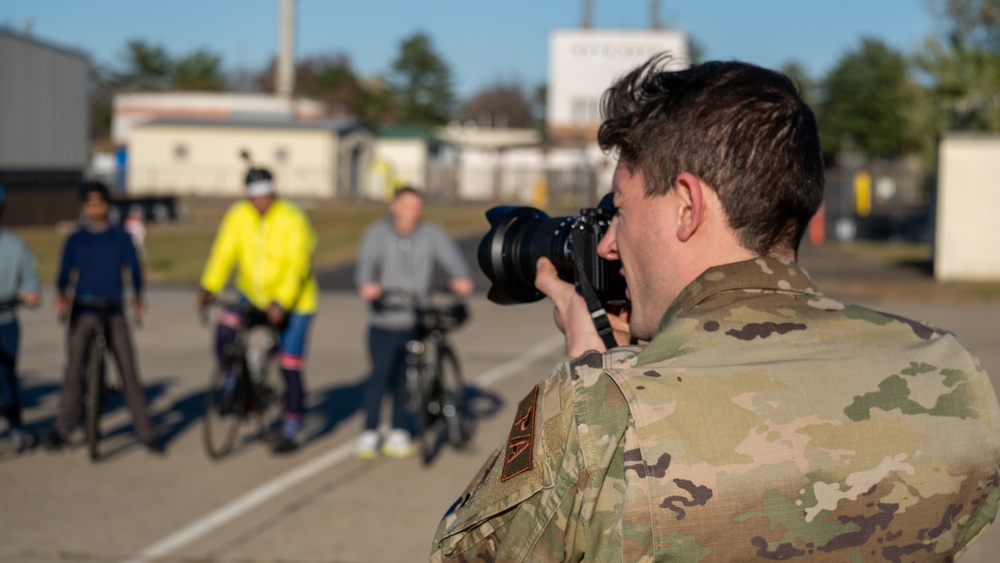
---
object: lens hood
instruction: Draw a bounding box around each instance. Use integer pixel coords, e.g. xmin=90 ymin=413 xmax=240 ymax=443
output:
xmin=478 ymin=206 xmax=552 ymax=304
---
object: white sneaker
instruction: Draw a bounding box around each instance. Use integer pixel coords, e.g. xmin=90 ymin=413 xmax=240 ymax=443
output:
xmin=381 ymin=429 xmax=416 ymax=459
xmin=8 ymin=428 xmax=27 ymax=454
xmin=356 ymin=430 xmax=380 ymax=460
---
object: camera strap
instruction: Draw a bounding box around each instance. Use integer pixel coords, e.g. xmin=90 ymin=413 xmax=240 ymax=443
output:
xmin=571 ymin=227 xmax=618 ymax=350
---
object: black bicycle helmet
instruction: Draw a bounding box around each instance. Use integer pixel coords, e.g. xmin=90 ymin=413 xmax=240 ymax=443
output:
xmin=245 ymin=167 xmax=273 ymax=186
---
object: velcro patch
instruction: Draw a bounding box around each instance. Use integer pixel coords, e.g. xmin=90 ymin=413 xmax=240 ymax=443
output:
xmin=501 ymin=385 xmax=538 ymax=481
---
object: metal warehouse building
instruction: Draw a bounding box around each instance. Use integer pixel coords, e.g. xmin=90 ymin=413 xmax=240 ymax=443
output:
xmin=0 ymin=28 xmax=89 ymax=225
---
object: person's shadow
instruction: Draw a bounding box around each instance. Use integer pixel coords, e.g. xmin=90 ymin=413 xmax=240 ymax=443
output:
xmin=14 ymin=374 xmax=203 ymax=461
xmin=299 ymin=376 xmax=367 ymax=443
xmin=298 ymin=374 xmax=503 ymax=462
xmin=14 ymin=368 xmax=505 ymax=462
xmin=75 ymin=377 xmax=205 ymax=462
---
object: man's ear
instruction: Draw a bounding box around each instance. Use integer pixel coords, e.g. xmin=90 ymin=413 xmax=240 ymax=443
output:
xmin=674 ymin=172 xmax=706 ymax=242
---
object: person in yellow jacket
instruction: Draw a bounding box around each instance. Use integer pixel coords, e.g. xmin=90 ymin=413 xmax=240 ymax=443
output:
xmin=196 ymin=167 xmax=318 ymax=454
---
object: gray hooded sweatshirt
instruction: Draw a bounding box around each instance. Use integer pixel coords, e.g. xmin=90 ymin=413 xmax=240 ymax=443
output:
xmin=355 ymin=218 xmax=470 ymax=329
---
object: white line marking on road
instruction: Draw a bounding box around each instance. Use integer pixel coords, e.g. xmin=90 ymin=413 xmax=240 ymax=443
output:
xmin=475 ymin=334 xmax=564 ymax=388
xmin=123 ymin=333 xmax=564 ymax=563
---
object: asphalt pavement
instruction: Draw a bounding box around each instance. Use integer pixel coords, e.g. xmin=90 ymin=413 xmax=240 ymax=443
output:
xmin=1 ymin=238 xmax=999 ymax=562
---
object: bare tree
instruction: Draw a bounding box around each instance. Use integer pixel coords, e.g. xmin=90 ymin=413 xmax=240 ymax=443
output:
xmin=460 ymin=80 xmax=535 ymax=128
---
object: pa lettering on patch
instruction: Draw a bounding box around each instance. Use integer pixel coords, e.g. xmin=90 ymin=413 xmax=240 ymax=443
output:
xmin=501 ymin=385 xmax=538 ymax=481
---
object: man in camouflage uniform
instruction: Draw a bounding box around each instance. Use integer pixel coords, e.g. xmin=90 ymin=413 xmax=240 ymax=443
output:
xmin=431 ymin=56 xmax=1000 ymax=561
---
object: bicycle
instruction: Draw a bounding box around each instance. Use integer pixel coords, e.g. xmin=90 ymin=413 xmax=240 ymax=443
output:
xmin=379 ymin=290 xmax=473 ymax=464
xmin=200 ymin=297 xmax=283 ymax=460
xmin=66 ymin=296 xmax=125 ymax=461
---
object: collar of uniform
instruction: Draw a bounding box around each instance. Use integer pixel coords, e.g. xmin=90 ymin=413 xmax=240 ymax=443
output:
xmin=653 ymin=257 xmax=821 ymax=336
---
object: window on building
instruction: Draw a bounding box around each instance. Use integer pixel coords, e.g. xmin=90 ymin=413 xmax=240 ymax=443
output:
xmin=275 ymin=147 xmax=289 ymax=163
xmin=571 ymin=97 xmax=600 ymax=125
xmin=174 ymin=143 xmax=188 ymax=160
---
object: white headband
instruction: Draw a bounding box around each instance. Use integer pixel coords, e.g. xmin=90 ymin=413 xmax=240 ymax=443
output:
xmin=246 ymin=180 xmax=274 ymax=197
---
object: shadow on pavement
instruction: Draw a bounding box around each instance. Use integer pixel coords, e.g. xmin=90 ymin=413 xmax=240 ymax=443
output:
xmin=16 ymin=364 xmax=506 ymax=461
xmin=301 ymin=377 xmax=366 ymax=443
xmin=416 ymin=384 xmax=504 ymax=466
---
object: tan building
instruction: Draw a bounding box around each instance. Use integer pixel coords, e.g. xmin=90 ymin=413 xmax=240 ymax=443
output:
xmin=126 ymin=118 xmax=372 ymax=199
xmin=368 ymin=124 xmax=462 ymax=201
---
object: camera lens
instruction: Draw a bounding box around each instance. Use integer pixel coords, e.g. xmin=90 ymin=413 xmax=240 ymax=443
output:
xmin=477 ymin=206 xmax=577 ymax=304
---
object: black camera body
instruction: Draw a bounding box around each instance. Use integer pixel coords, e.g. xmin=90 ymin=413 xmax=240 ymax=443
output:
xmin=477 ymin=194 xmax=626 ymax=306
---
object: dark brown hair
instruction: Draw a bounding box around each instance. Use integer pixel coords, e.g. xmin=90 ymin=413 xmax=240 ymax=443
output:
xmin=598 ymin=55 xmax=825 ymax=256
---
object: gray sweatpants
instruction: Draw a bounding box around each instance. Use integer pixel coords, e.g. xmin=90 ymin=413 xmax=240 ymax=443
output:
xmin=54 ymin=311 xmax=156 ymax=444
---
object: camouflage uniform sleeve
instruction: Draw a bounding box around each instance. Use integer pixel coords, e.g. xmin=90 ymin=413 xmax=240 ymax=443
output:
xmin=430 ymin=350 xmax=634 ymax=562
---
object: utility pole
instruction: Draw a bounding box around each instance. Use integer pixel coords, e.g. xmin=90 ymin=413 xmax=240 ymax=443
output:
xmin=277 ymin=0 xmax=296 ymax=100
xmin=650 ymin=0 xmax=661 ymax=30
xmin=582 ymin=0 xmax=592 ymax=29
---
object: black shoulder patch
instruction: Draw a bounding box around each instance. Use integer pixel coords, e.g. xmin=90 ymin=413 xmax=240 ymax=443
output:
xmin=501 ymin=385 xmax=538 ymax=481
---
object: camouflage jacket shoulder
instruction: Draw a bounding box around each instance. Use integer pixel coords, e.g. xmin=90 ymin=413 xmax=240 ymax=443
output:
xmin=605 ymin=257 xmax=1000 ymax=561
xmin=431 ymin=257 xmax=1000 ymax=562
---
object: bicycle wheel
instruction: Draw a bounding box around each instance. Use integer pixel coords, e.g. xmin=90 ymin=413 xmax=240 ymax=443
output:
xmin=85 ymin=342 xmax=104 ymax=461
xmin=202 ymin=363 xmax=246 ymax=459
xmin=250 ymin=356 xmax=284 ymax=445
xmin=437 ymin=344 xmax=471 ymax=448
xmin=415 ymin=361 xmax=439 ymax=464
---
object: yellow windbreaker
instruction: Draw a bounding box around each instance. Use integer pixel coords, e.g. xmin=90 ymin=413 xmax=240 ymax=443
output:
xmin=200 ymin=199 xmax=318 ymax=314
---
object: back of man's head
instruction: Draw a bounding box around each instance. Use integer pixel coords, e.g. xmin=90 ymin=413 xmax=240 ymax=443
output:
xmin=598 ymin=55 xmax=825 ymax=257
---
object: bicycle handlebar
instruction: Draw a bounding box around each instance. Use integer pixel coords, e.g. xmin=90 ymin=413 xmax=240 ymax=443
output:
xmin=374 ymin=289 xmax=469 ymax=332
xmin=59 ymin=296 xmax=141 ymax=327
xmin=198 ymin=296 xmax=280 ymax=331
xmin=374 ymin=288 xmax=465 ymax=311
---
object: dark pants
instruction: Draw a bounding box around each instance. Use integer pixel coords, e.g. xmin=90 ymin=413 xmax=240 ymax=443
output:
xmin=0 ymin=320 xmax=22 ymax=429
xmin=363 ymin=325 xmax=416 ymax=431
xmin=54 ymin=311 xmax=156 ymax=443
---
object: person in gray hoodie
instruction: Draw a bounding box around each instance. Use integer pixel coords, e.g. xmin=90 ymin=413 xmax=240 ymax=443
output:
xmin=0 ymin=185 xmax=41 ymax=453
xmin=355 ymin=186 xmax=474 ymax=458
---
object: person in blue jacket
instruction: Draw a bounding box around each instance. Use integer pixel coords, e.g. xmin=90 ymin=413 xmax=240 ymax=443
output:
xmin=46 ymin=181 xmax=162 ymax=454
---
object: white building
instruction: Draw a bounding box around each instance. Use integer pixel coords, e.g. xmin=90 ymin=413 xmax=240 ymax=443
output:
xmin=934 ymin=133 xmax=1000 ymax=281
xmin=418 ymin=28 xmax=689 ymax=207
xmin=548 ymin=28 xmax=688 ymax=141
xmin=126 ymin=118 xmax=372 ymax=199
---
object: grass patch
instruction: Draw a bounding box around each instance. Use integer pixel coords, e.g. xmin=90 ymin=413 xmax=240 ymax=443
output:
xmin=12 ymin=199 xmax=492 ymax=286
xmin=847 ymin=241 xmax=933 ymax=264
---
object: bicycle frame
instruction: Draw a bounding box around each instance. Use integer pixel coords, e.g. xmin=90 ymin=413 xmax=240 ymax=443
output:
xmin=388 ymin=291 xmax=470 ymax=464
xmin=72 ymin=297 xmax=121 ymax=462
xmin=201 ymin=297 xmax=281 ymax=459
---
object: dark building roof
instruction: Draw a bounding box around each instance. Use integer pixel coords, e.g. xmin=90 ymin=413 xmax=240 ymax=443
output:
xmin=139 ymin=116 xmax=368 ymax=136
xmin=0 ymin=26 xmax=90 ymax=64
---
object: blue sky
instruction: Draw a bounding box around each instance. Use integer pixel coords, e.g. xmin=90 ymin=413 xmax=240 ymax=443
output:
xmin=2 ymin=0 xmax=940 ymax=97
